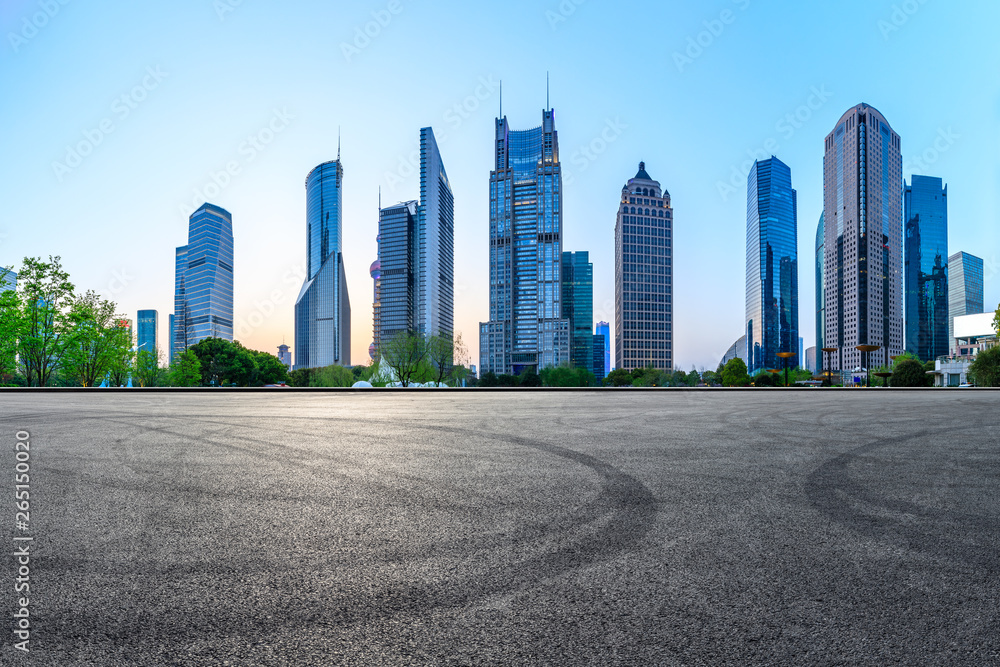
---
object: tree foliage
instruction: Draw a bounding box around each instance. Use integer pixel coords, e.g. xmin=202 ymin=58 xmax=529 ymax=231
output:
xmin=62 ymin=291 xmax=132 ymax=387
xmin=169 ymin=350 xmax=202 ymax=387
xmin=17 ymin=256 xmax=75 ymax=386
xmin=380 ymin=331 xmax=429 ymax=387
xmin=721 ymin=358 xmax=750 ymax=387
xmin=540 ymin=365 xmax=595 ymax=387
xmin=478 ymin=371 xmax=499 ymax=387
xmin=969 ymin=346 xmax=1000 ymax=387
xmin=134 ymin=348 xmax=165 ymax=387
xmin=603 ymin=368 xmax=633 ymax=387
xmin=890 ymin=358 xmax=931 ymax=387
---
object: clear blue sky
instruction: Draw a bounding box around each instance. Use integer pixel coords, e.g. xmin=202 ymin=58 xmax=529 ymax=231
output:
xmin=2 ymin=0 xmax=998 ymax=370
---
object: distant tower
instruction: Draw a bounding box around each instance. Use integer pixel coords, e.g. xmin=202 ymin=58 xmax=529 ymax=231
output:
xmin=947 ymin=251 xmax=984 ymax=354
xmin=137 ymin=310 xmax=158 ymax=357
xmin=173 ymin=203 xmax=234 ymax=360
xmin=277 ymin=342 xmax=291 ymax=369
xmin=561 ymin=251 xmax=593 ymax=371
xmin=595 ymin=321 xmax=610 ymax=375
xmin=295 ymin=160 xmax=351 ymax=369
xmin=615 ymin=162 xmax=673 ymax=372
xmin=370 ymin=234 xmax=382 ymax=360
xmin=815 ymin=213 xmax=825 ymax=373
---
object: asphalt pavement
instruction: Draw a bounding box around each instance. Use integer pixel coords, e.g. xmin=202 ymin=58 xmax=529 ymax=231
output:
xmin=1 ymin=390 xmax=998 ymax=665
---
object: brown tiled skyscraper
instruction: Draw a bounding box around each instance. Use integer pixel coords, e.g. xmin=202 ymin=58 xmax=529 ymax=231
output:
xmin=614 ymin=162 xmax=673 ymax=372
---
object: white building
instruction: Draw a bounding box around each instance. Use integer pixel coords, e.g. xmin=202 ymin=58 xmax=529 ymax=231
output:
xmin=928 ymin=312 xmax=997 ymax=387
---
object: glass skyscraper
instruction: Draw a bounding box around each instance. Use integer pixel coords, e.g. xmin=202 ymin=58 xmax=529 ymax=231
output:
xmin=295 ymin=160 xmax=351 ymax=369
xmin=172 ymin=203 xmax=234 ymax=360
xmin=815 ymin=213 xmax=825 ymax=373
xmin=372 ymin=127 xmax=454 ymax=358
xmin=595 ymin=320 xmax=610 ymax=375
xmin=822 ymin=104 xmax=904 ymax=374
xmin=745 ymin=157 xmax=798 ymax=375
xmin=377 ymin=200 xmax=418 ymax=344
xmin=904 ymin=175 xmax=948 ymax=361
xmin=480 ymin=109 xmax=569 ymax=376
xmin=947 ymin=251 xmax=984 ymax=353
xmin=1 ymin=270 xmax=16 ymax=293
xmin=561 ymin=251 xmax=593 ymax=372
xmin=416 ymin=127 xmax=455 ymax=340
xmin=137 ymin=310 xmax=158 ymax=356
xmin=615 ymin=162 xmax=673 ymax=372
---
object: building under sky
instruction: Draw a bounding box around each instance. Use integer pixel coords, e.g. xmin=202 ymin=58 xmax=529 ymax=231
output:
xmin=947 ymin=251 xmax=984 ymax=353
xmin=561 ymin=251 xmax=593 ymax=372
xmin=815 ymin=213 xmax=825 ymax=373
xmin=136 ymin=309 xmax=158 ymax=356
xmin=595 ymin=321 xmax=610 ymax=375
xmin=376 ymin=200 xmax=418 ymax=345
xmin=822 ymin=104 xmax=904 ymax=373
xmin=294 ymin=160 xmax=351 ymax=369
xmin=480 ymin=109 xmax=568 ymax=376
xmin=745 ymin=156 xmax=798 ymax=375
xmin=416 ymin=127 xmax=455 ymax=340
xmin=904 ymin=175 xmax=949 ymax=361
xmin=615 ymin=162 xmax=673 ymax=372
xmin=172 ymin=203 xmax=234 ymax=360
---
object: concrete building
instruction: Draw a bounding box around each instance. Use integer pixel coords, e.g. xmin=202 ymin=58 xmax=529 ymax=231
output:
xmin=277 ymin=343 xmax=291 ymax=369
xmin=947 ymin=251 xmax=984 ymax=354
xmin=480 ymin=108 xmax=569 ymax=375
xmin=804 ymin=346 xmax=817 ymax=373
xmin=295 ymin=160 xmax=351 ymax=369
xmin=822 ymin=103 xmax=903 ymax=374
xmin=173 ymin=203 xmax=234 ymax=359
xmin=928 ymin=313 xmax=998 ymax=387
xmin=615 ymin=162 xmax=673 ymax=372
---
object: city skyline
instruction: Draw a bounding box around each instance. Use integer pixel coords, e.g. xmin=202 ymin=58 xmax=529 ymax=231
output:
xmin=2 ymin=1 xmax=997 ymax=370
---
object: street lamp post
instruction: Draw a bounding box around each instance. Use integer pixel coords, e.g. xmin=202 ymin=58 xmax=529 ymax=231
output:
xmin=776 ymin=351 xmax=797 ymax=388
xmin=821 ymin=347 xmax=838 ymax=386
xmin=855 ymin=345 xmax=881 ymax=388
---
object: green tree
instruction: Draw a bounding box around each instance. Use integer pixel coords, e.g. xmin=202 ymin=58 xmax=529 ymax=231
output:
xmin=890 ymin=358 xmax=931 ymax=387
xmin=721 ymin=358 xmax=750 ymax=387
xmin=684 ymin=369 xmax=701 ymax=387
xmin=478 ymin=370 xmax=499 ymax=387
xmin=428 ymin=332 xmax=467 ymax=386
xmin=0 ymin=276 xmax=23 ymax=381
xmin=62 ymin=291 xmax=130 ymax=387
xmin=753 ymin=372 xmax=775 ymax=387
xmin=968 ymin=346 xmax=1000 ymax=387
xmin=603 ymin=368 xmax=633 ymax=387
xmin=106 ymin=320 xmax=135 ymax=387
xmin=518 ymin=367 xmax=542 ymax=387
xmin=134 ymin=348 xmax=165 ymax=387
xmin=17 ymin=256 xmax=75 ymax=386
xmin=249 ymin=350 xmax=289 ymax=386
xmin=992 ymin=302 xmax=1000 ymax=336
xmin=497 ymin=373 xmax=519 ymax=387
xmin=169 ymin=350 xmax=202 ymax=387
xmin=188 ymin=337 xmax=257 ymax=386
xmin=380 ymin=331 xmax=428 ymax=387
xmin=700 ymin=370 xmax=718 ymax=386
xmin=310 ymin=364 xmax=354 ymax=387
xmin=288 ymin=367 xmax=315 ymax=387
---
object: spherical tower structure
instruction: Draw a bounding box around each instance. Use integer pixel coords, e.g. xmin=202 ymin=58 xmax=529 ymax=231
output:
xmin=370 ymin=234 xmax=382 ymax=360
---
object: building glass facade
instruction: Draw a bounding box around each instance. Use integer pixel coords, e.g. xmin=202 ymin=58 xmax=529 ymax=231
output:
xmin=295 ymin=160 xmax=350 ymax=369
xmin=595 ymin=321 xmax=610 ymax=374
xmin=137 ymin=309 xmax=158 ymax=356
xmin=815 ymin=213 xmax=825 ymax=373
xmin=561 ymin=251 xmax=594 ymax=371
xmin=1 ymin=270 xmax=15 ymax=293
xmin=947 ymin=251 xmax=984 ymax=353
xmin=173 ymin=203 xmax=234 ymax=360
xmin=615 ymin=163 xmax=673 ymax=371
xmin=480 ymin=109 xmax=569 ymax=375
xmin=417 ymin=127 xmax=455 ymax=339
xmin=904 ymin=175 xmax=948 ymax=360
xmin=377 ymin=201 xmax=418 ymax=344
xmin=822 ymin=104 xmax=904 ymax=373
xmin=745 ymin=157 xmax=798 ymax=375
xmin=592 ymin=334 xmax=606 ymax=380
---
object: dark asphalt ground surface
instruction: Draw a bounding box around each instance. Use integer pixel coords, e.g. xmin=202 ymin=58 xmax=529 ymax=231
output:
xmin=1 ymin=390 xmax=998 ymax=666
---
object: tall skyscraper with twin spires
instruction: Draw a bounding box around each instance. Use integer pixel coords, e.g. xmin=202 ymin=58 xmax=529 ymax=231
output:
xmin=480 ymin=108 xmax=569 ymax=376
